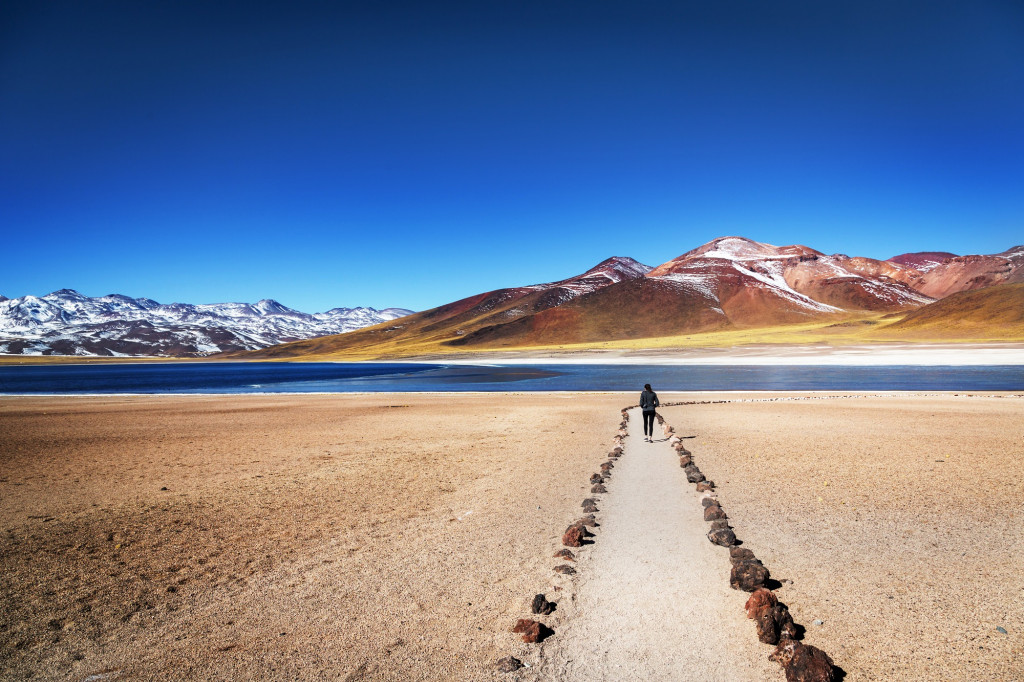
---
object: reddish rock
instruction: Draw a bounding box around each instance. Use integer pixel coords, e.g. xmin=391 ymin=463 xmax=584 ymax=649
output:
xmin=730 ymin=547 xmax=757 ymax=563
xmin=531 ymin=594 xmax=555 ymax=615
xmin=612 ymin=447 xmax=623 ymax=455
xmin=562 ymin=525 xmax=586 ymax=547
xmin=496 ymin=656 xmax=524 ymax=673
xmin=710 ymin=519 xmax=731 ymax=531
xmin=731 ymin=560 xmax=770 ymax=592
xmin=600 ymin=462 xmax=614 ymax=472
xmin=745 ymin=587 xmax=778 ymax=619
xmin=695 ymin=481 xmax=715 ymax=492
xmin=553 ymin=564 xmax=577 ymax=575
xmin=679 ymin=455 xmax=692 ymax=467
xmin=708 ymin=527 xmax=736 ymax=546
xmin=591 ymin=483 xmax=607 ymax=493
xmin=553 ymin=549 xmax=576 ymax=561
xmin=768 ymin=640 xmax=836 ymax=682
xmin=590 ymin=474 xmax=604 ymax=484
xmin=704 ymin=505 xmax=727 ymax=521
xmin=512 ymin=619 xmax=553 ymax=643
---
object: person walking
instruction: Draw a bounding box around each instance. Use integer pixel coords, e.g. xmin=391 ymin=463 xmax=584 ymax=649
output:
xmin=640 ymin=383 xmax=659 ymax=442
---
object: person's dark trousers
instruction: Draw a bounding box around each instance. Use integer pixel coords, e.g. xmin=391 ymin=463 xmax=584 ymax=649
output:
xmin=643 ymin=410 xmax=655 ymax=437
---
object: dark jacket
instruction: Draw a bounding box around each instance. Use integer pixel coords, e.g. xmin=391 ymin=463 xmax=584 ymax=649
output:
xmin=640 ymin=389 xmax=659 ymax=412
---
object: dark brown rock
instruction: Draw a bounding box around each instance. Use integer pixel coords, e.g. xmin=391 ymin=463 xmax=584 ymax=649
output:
xmin=553 ymin=549 xmax=576 ymax=561
xmin=679 ymin=455 xmax=692 ymax=467
xmin=710 ymin=519 xmax=731 ymax=530
xmin=730 ymin=547 xmax=757 ymax=563
xmin=731 ymin=560 xmax=770 ymax=592
xmin=553 ymin=564 xmax=576 ymax=575
xmin=695 ymin=481 xmax=715 ymax=492
xmin=685 ymin=466 xmax=706 ymax=483
xmin=704 ymin=505 xmax=727 ymax=521
xmin=600 ymin=462 xmax=614 ymax=472
xmin=744 ymin=587 xmax=778 ymax=619
xmin=708 ymin=527 xmax=736 ymax=546
xmin=582 ymin=501 xmax=599 ymax=513
xmin=578 ymin=515 xmax=598 ymax=527
xmin=496 ymin=656 xmax=524 ymax=673
xmin=701 ymin=497 xmax=719 ymax=508
xmin=756 ymin=604 xmax=795 ymax=645
xmin=590 ymin=474 xmax=604 ymax=484
xmin=768 ymin=640 xmax=836 ymax=682
xmin=612 ymin=447 xmax=623 ymax=455
xmin=591 ymin=483 xmax=607 ymax=493
xmin=581 ymin=498 xmax=597 ymax=508
xmin=531 ymin=594 xmax=555 ymax=615
xmin=512 ymin=619 xmax=553 ymax=643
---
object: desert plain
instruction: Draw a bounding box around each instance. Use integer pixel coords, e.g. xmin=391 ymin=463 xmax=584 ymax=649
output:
xmin=1 ymin=392 xmax=1022 ymax=681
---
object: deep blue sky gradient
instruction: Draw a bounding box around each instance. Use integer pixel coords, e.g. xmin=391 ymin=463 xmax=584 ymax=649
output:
xmin=2 ymin=1 xmax=1023 ymax=311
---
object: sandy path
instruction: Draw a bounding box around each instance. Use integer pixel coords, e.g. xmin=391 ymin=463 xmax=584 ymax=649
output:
xmin=534 ymin=408 xmax=775 ymax=681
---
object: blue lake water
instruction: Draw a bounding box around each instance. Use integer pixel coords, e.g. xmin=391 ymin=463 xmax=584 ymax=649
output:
xmin=0 ymin=362 xmax=1022 ymax=394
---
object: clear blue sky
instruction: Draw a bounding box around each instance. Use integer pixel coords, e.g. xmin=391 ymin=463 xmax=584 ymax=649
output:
xmin=2 ymin=1 xmax=1022 ymax=312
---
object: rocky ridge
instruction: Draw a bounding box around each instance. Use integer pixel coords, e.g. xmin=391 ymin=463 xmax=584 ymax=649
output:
xmin=0 ymin=290 xmax=413 ymax=357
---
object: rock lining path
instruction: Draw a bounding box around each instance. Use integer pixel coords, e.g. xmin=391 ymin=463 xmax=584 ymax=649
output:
xmin=534 ymin=408 xmax=776 ymax=681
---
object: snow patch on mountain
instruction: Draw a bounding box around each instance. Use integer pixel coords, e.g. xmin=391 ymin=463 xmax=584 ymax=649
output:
xmin=0 ymin=290 xmax=414 ymax=357
xmin=732 ymin=261 xmax=842 ymax=312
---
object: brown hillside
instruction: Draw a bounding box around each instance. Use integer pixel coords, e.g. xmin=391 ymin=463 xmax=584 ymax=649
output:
xmin=447 ymin=278 xmax=731 ymax=348
xmin=879 ymin=283 xmax=1024 ymax=339
xmin=235 ymin=257 xmax=650 ymax=358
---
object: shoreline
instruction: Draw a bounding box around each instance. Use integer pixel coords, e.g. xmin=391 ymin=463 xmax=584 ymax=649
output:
xmin=1 ymin=341 xmax=1023 ymax=367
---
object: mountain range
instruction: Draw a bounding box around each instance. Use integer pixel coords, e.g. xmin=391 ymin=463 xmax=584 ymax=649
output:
xmin=0 ymin=290 xmax=412 ymax=357
xmin=238 ymin=236 xmax=1024 ymax=359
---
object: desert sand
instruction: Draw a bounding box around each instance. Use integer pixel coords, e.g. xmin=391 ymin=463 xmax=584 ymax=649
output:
xmin=1 ymin=392 xmax=1022 ymax=681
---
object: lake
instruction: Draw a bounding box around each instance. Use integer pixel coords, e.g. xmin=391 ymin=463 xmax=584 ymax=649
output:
xmin=1 ymin=362 xmax=1023 ymax=394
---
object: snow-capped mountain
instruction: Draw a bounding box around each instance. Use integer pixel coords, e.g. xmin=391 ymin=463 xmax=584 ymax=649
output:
xmin=0 ymin=290 xmax=413 ymax=357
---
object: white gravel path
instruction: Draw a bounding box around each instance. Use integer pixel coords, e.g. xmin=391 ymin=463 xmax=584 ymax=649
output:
xmin=533 ymin=408 xmax=778 ymax=681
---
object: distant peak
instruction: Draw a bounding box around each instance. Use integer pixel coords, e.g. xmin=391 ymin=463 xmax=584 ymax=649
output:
xmin=999 ymin=245 xmax=1024 ymax=259
xmin=48 ymin=288 xmax=84 ymax=298
xmin=254 ymin=299 xmax=296 ymax=315
xmin=886 ymin=251 xmax=958 ymax=271
xmin=678 ymin=236 xmax=820 ymax=262
xmin=576 ymin=256 xmax=652 ymax=280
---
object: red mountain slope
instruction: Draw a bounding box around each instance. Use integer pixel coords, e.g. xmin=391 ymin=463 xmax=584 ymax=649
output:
xmin=234 ymin=238 xmax=1024 ymax=357
xmin=887 ymin=251 xmax=958 ymax=271
xmin=649 ymin=236 xmax=931 ymax=313
xmin=909 ymin=246 xmax=1024 ymax=299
